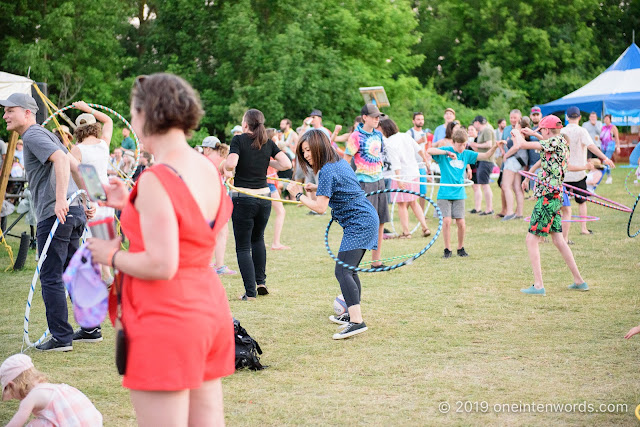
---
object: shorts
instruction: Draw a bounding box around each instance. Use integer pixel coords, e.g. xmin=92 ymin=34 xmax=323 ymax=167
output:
xmin=476 ymin=161 xmax=493 ymax=184
xmin=360 ymin=179 xmax=390 ymax=224
xmin=503 ymin=156 xmax=524 ymax=173
xmin=562 ymin=191 xmax=571 ymax=207
xmin=390 ymin=177 xmax=419 ymax=203
xmin=437 ymin=199 xmax=465 ymax=219
xmin=419 ymin=167 xmax=428 ymax=196
xmin=565 ymin=177 xmax=588 ymax=204
xmin=268 ymin=183 xmax=277 ymax=193
xmin=529 ymin=193 xmax=563 ymax=237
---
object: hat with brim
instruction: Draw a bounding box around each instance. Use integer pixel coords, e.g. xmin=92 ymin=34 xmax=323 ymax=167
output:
xmin=75 ymin=113 xmax=96 ymax=127
xmin=361 ymin=103 xmax=382 ymax=118
xmin=1 ymin=354 xmax=34 ymax=400
xmin=198 ymin=136 xmax=220 ymax=149
xmin=539 ymin=115 xmax=563 ymax=129
xmin=0 ymin=93 xmax=39 ymax=113
xmin=231 ymin=125 xmax=243 ymax=134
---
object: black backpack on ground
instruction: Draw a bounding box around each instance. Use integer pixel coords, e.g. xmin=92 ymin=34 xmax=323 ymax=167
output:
xmin=233 ymin=318 xmax=266 ymax=371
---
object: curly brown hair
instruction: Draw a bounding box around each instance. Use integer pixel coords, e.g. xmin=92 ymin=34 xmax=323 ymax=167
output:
xmin=9 ymin=367 xmax=48 ymax=400
xmin=131 ymin=73 xmax=204 ymax=137
xmin=74 ymin=123 xmax=102 ymax=143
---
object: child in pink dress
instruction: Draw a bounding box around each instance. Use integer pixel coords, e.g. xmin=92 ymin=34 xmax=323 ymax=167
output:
xmin=1 ymin=354 xmax=103 ymax=426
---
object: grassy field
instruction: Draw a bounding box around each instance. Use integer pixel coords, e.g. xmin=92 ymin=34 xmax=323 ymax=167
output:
xmin=1 ymin=167 xmax=640 ymax=425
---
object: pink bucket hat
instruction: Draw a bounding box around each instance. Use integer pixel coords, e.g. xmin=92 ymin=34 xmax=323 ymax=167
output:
xmin=1 ymin=354 xmax=34 ymax=400
xmin=63 ymin=243 xmax=108 ymax=328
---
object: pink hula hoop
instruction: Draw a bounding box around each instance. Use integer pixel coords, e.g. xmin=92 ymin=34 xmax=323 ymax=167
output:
xmin=519 ymin=171 xmax=632 ymax=213
xmin=522 ymin=215 xmax=600 ymax=223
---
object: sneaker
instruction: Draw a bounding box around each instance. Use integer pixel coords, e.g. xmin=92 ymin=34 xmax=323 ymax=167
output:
xmin=501 ymin=214 xmax=516 ymax=221
xmin=479 ymin=210 xmax=495 ymax=216
xmin=568 ymin=282 xmax=589 ymax=291
xmin=457 ymin=247 xmax=469 ymax=257
xmin=239 ymin=294 xmax=256 ymax=301
xmin=469 ymin=209 xmax=479 ymax=214
xmin=605 ymin=176 xmax=613 ymax=184
xmin=72 ymin=327 xmax=103 ymax=343
xmin=383 ymin=228 xmax=392 ymax=234
xmin=332 ymin=322 xmax=368 ymax=340
xmin=520 ymin=285 xmax=546 ymax=296
xmin=257 ymin=284 xmax=269 ymax=295
xmin=35 ymin=337 xmax=72 ymax=352
xmin=329 ymin=313 xmax=350 ymax=325
xmin=442 ymin=249 xmax=452 ymax=258
xmin=215 ymin=265 xmax=237 ymax=275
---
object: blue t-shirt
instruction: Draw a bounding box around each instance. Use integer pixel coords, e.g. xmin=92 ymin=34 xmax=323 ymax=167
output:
xmin=432 ymin=147 xmax=478 ymax=200
xmin=433 ymin=124 xmax=447 ymax=143
xmin=317 ymin=159 xmax=378 ymax=252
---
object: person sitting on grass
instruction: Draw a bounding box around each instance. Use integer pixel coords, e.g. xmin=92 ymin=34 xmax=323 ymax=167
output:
xmin=288 ymin=129 xmax=378 ymax=340
xmin=510 ymin=116 xmax=588 ymax=296
xmin=1 ymin=354 xmax=103 ymax=426
xmin=427 ymin=128 xmax=503 ymax=258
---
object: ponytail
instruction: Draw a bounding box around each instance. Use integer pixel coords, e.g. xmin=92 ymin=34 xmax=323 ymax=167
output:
xmin=244 ymin=109 xmax=268 ymax=149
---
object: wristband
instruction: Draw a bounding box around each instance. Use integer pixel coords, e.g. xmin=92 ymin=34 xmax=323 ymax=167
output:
xmin=296 ymin=192 xmax=303 ymax=201
xmin=108 ymin=248 xmax=120 ymax=268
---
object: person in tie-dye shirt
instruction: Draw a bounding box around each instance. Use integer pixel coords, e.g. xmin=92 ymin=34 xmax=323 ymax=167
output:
xmin=510 ymin=115 xmax=587 ymax=296
xmin=344 ymin=104 xmax=389 ymax=268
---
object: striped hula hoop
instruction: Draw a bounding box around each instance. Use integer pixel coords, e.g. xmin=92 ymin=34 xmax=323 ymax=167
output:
xmin=226 ymin=178 xmax=304 ymax=204
xmin=519 ymin=170 xmax=632 ymax=213
xmin=625 ymin=168 xmax=640 ymax=198
xmin=42 ymin=103 xmax=140 ymax=180
xmin=22 ymin=190 xmax=87 ymax=351
xmin=389 ymin=174 xmax=474 ymax=187
xmin=628 ymin=194 xmax=640 ymax=238
xmin=388 ymin=182 xmax=436 ymax=236
xmin=324 ymin=189 xmax=443 ymax=272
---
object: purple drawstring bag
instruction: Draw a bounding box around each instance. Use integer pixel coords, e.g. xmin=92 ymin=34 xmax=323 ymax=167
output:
xmin=63 ymin=243 xmax=108 ymax=328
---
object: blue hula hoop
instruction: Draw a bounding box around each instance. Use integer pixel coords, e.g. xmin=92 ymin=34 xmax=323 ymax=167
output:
xmin=628 ymin=194 xmax=640 ymax=238
xmin=324 ymin=189 xmax=443 ymax=272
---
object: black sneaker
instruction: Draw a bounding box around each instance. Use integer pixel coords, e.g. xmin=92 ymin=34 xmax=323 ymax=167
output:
xmin=329 ymin=313 xmax=350 ymax=325
xmin=443 ymin=249 xmax=452 ymax=258
xmin=332 ymin=322 xmax=368 ymax=340
xmin=457 ymin=247 xmax=469 ymax=257
xmin=35 ymin=337 xmax=72 ymax=352
xmin=72 ymin=327 xmax=103 ymax=343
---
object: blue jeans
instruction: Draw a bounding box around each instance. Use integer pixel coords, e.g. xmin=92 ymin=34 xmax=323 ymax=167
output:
xmin=36 ymin=206 xmax=86 ymax=344
xmin=231 ymin=196 xmax=271 ymax=297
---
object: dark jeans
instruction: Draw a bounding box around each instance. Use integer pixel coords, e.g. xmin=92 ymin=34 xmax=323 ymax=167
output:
xmin=36 ymin=206 xmax=86 ymax=344
xmin=335 ymin=249 xmax=366 ymax=307
xmin=231 ymin=196 xmax=271 ymax=298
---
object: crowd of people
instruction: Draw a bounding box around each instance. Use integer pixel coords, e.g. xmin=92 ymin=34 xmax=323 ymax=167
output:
xmin=0 ymin=71 xmax=633 ymax=424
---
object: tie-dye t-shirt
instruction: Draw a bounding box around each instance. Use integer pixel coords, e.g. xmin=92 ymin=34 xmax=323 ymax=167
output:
xmin=345 ymin=123 xmax=384 ymax=182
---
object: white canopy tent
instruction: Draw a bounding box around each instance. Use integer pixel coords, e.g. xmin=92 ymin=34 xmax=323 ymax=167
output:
xmin=0 ymin=71 xmax=34 ymax=100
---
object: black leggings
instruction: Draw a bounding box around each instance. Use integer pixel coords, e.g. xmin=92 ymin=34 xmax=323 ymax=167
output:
xmin=335 ymin=249 xmax=366 ymax=307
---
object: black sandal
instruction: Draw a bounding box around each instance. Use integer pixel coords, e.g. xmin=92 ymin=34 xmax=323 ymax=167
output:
xmin=257 ymin=285 xmax=269 ymax=295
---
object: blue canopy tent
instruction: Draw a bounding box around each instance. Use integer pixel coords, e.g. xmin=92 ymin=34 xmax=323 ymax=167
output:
xmin=540 ymin=43 xmax=640 ymax=126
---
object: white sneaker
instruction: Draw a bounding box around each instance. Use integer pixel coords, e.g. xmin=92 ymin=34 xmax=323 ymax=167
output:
xmin=605 ymin=176 xmax=613 ymax=184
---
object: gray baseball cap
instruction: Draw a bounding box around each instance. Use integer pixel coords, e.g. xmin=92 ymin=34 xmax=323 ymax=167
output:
xmin=198 ymin=136 xmax=221 ymax=148
xmin=0 ymin=93 xmax=39 ymax=112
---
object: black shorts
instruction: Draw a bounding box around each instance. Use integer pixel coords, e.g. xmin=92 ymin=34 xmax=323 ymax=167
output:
xmin=565 ymin=177 xmax=588 ymax=204
xmin=476 ymin=161 xmax=493 ymax=185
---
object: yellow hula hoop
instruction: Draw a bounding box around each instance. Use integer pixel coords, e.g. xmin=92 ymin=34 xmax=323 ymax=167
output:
xmin=226 ymin=178 xmax=304 ymax=204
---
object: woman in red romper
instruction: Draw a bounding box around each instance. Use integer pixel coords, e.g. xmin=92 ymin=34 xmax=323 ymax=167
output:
xmin=88 ymin=73 xmax=234 ymax=426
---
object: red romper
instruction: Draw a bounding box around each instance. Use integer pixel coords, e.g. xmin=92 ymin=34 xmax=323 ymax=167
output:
xmin=117 ymin=164 xmax=235 ymax=390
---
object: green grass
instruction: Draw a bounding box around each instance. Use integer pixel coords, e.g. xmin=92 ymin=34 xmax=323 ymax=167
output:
xmin=1 ymin=168 xmax=640 ymax=425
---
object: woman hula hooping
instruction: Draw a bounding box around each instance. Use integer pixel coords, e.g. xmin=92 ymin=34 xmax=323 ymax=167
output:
xmin=288 ymin=129 xmax=377 ymax=340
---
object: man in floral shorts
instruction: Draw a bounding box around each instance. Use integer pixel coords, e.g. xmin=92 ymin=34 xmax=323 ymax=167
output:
xmin=509 ymin=115 xmax=587 ymax=296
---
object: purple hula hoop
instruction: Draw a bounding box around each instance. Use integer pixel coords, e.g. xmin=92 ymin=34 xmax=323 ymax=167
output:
xmin=519 ymin=171 xmax=632 ymax=213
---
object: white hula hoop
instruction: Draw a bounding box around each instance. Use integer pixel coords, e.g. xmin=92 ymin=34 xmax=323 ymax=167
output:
xmin=389 ymin=182 xmax=436 ymax=236
xmin=389 ymin=174 xmax=474 ymax=187
xmin=22 ymin=190 xmax=88 ymax=351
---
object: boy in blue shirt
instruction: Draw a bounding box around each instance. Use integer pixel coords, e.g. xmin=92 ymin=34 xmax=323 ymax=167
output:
xmin=428 ymin=129 xmax=503 ymax=258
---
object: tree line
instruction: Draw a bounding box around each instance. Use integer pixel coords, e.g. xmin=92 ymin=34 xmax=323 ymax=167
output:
xmin=1 ymin=0 xmax=638 ymax=143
